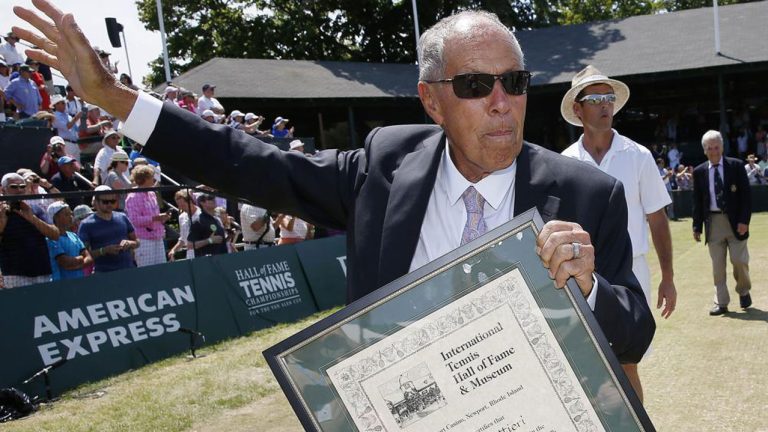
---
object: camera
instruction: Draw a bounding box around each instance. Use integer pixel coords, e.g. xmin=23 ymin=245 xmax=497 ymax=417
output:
xmin=9 ymin=200 xmax=22 ymax=211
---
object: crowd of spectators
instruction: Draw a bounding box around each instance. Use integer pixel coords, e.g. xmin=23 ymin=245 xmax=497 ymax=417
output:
xmin=0 ymin=124 xmax=319 ymax=289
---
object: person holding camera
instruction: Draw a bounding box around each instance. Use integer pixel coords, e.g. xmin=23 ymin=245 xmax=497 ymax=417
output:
xmin=240 ymin=203 xmax=275 ymax=250
xmin=0 ymin=172 xmax=60 ymax=288
xmin=50 ymin=93 xmax=82 ymax=160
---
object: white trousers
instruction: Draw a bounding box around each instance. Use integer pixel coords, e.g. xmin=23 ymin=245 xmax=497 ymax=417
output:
xmin=135 ymin=239 xmax=167 ymax=267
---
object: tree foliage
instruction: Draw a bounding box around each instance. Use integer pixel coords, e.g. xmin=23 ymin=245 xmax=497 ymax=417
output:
xmin=136 ymin=0 xmax=758 ymax=86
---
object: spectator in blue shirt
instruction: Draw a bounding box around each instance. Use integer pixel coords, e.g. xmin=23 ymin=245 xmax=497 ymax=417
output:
xmin=77 ymin=185 xmax=139 ymax=273
xmin=46 ymin=201 xmax=92 ymax=280
xmin=271 ymin=116 xmax=293 ymax=138
xmin=3 ymin=64 xmax=41 ymax=118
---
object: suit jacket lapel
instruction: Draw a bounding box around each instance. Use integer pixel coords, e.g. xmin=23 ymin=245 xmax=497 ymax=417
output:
xmin=377 ymin=133 xmax=445 ymax=287
xmin=514 ymin=143 xmax=560 ymax=221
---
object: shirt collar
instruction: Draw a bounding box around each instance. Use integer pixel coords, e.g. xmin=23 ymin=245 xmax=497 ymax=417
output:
xmin=708 ymin=156 xmax=724 ymax=169
xmin=575 ymin=129 xmax=628 ymax=165
xmin=441 ymin=138 xmax=516 ymax=210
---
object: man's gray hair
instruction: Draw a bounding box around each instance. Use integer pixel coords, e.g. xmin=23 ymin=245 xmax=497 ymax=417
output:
xmin=701 ymin=130 xmax=723 ymax=148
xmin=417 ymin=11 xmax=524 ymax=81
xmin=1 ymin=173 xmax=24 ymax=189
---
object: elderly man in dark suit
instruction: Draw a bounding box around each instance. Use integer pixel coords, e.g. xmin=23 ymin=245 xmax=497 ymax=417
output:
xmin=14 ymin=2 xmax=653 ymax=363
xmin=692 ymin=130 xmax=752 ymax=316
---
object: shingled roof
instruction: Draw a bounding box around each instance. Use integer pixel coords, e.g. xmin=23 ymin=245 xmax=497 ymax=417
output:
xmin=165 ymin=1 xmax=767 ymax=98
xmin=518 ymin=0 xmax=767 ymax=86
xmin=167 ymin=58 xmax=419 ymax=99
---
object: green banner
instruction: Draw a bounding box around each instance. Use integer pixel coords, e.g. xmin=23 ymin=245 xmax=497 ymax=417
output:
xmin=294 ymin=235 xmax=348 ymax=310
xmin=0 ymin=242 xmax=327 ymax=399
xmin=0 ymin=261 xmax=206 ymax=398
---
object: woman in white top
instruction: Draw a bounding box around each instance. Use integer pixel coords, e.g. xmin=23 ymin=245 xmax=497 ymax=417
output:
xmin=104 ymin=152 xmax=132 ymax=210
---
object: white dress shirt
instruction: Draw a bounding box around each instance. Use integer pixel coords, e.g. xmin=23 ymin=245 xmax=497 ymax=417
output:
xmin=409 ymin=142 xmax=516 ymax=271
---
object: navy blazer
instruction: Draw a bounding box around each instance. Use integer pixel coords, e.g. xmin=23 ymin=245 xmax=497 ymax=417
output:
xmin=144 ymin=104 xmax=654 ymax=363
xmin=692 ymin=156 xmax=751 ymax=242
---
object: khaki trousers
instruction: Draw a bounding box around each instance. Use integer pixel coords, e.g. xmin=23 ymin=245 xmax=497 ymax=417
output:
xmin=708 ymin=213 xmax=751 ymax=306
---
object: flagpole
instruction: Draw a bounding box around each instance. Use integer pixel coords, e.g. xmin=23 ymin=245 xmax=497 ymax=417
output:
xmin=411 ymin=0 xmax=421 ymax=55
xmin=156 ymin=0 xmax=172 ymax=83
xmin=713 ymin=0 xmax=721 ymax=54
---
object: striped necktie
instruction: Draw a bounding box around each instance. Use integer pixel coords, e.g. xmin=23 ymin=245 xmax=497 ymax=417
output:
xmin=713 ymin=164 xmax=725 ymax=210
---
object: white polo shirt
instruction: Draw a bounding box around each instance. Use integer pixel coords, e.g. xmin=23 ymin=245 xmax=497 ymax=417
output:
xmin=562 ymin=130 xmax=671 ymax=258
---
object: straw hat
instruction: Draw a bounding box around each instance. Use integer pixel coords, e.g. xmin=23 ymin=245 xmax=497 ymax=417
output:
xmin=560 ymin=65 xmax=630 ymax=127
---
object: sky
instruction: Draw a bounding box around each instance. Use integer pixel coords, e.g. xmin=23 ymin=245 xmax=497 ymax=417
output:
xmin=0 ymin=0 xmax=163 ymax=85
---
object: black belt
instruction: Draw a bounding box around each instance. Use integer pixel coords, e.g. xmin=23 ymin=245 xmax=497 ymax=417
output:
xmin=244 ymin=241 xmax=273 ymax=246
xmin=710 ymin=210 xmax=725 ymax=214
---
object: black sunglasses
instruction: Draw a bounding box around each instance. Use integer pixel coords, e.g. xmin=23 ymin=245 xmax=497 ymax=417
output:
xmin=423 ymin=71 xmax=531 ymax=99
xmin=98 ymin=199 xmax=117 ymax=205
xmin=7 ymin=184 xmax=26 ymax=190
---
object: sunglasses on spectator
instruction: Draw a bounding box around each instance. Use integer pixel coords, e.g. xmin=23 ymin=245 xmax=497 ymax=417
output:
xmin=422 ymin=71 xmax=531 ymax=99
xmin=7 ymin=184 xmax=26 ymax=190
xmin=98 ymin=199 xmax=117 ymax=204
xmin=579 ymin=93 xmax=617 ymax=105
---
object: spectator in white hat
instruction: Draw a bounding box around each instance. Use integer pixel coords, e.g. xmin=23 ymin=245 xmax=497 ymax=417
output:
xmin=201 ymin=109 xmax=216 ymax=123
xmin=50 ymin=93 xmax=83 ymax=160
xmin=0 ymin=31 xmax=24 ymax=68
xmin=104 ymin=151 xmax=132 ymax=210
xmin=163 ymin=85 xmax=178 ymax=103
xmin=228 ymin=110 xmax=245 ymax=130
xmin=289 ymin=139 xmax=305 ymax=153
xmin=243 ymin=113 xmax=270 ymax=136
xmin=46 ymin=201 xmax=92 ymax=280
xmin=39 ymin=136 xmax=73 ymax=179
xmin=93 ymin=130 xmax=127 ymax=185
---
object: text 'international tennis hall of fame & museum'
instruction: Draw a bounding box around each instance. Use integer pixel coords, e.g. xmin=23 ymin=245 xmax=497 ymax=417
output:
xmin=326 ymin=267 xmax=605 ymax=432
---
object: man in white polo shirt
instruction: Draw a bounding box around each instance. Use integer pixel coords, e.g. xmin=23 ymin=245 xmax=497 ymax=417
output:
xmin=560 ymin=65 xmax=676 ymax=403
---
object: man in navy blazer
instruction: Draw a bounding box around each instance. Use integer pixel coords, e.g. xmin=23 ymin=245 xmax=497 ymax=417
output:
xmin=15 ymin=4 xmax=653 ymax=363
xmin=692 ymin=130 xmax=752 ymax=316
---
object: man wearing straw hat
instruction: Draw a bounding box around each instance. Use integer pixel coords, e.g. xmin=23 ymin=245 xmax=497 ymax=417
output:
xmin=561 ymin=65 xmax=677 ymax=402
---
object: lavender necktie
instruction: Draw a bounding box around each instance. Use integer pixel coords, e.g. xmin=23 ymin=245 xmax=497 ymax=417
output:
xmin=461 ymin=186 xmax=488 ymax=245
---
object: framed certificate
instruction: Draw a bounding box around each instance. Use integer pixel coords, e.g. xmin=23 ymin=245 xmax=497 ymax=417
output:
xmin=264 ymin=208 xmax=655 ymax=431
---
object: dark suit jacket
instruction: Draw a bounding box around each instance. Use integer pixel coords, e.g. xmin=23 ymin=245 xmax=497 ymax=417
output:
xmin=692 ymin=157 xmax=751 ymax=242
xmin=144 ymin=105 xmax=654 ymax=363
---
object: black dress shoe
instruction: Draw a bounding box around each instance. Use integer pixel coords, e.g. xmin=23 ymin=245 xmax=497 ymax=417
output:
xmin=740 ymin=294 xmax=752 ymax=309
xmin=709 ymin=305 xmax=728 ymax=316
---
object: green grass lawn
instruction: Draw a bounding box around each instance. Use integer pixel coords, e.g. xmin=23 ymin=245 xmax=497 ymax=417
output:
xmin=4 ymin=214 xmax=768 ymax=432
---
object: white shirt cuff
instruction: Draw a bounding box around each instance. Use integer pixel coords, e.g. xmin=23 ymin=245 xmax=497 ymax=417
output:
xmin=586 ymin=273 xmax=598 ymax=311
xmin=120 ymin=91 xmax=163 ymax=146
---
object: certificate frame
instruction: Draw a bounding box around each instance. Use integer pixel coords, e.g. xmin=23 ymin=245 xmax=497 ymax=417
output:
xmin=264 ymin=208 xmax=655 ymax=432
